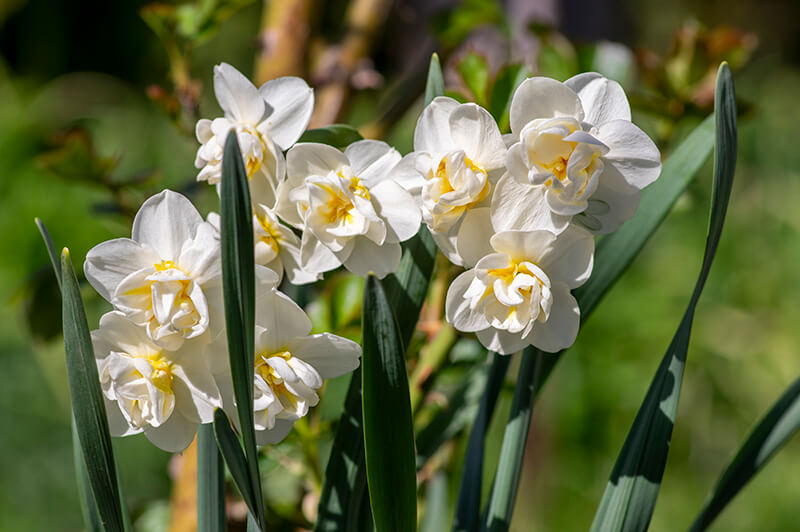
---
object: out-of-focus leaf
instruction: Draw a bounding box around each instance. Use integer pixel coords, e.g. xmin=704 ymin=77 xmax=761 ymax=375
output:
xmin=361 ymin=275 xmax=417 ymax=532
xmin=37 ymin=128 xmax=117 ymax=185
xmin=60 ymin=248 xmax=126 ymax=532
xmin=23 ymin=268 xmax=62 ymax=341
xmin=331 ymin=274 xmax=364 ymax=329
xmin=298 ymin=125 xmax=363 ymax=148
xmin=425 ymin=53 xmax=445 ymax=107
xmin=421 ymin=472 xmax=450 ymax=532
xmin=198 ymin=423 xmax=226 ymax=532
xmin=688 ymin=374 xmax=800 ymax=531
xmin=453 ymin=353 xmax=511 ymax=531
xmin=488 ymin=64 xmax=531 ymax=133
xmin=482 ymin=348 xmax=545 ymax=532
xmin=219 ymin=131 xmax=266 ymax=530
xmin=536 ymin=31 xmax=578 ymax=81
xmin=456 ymin=52 xmax=490 ymax=106
xmin=431 ymin=0 xmax=503 ymax=49
xmin=590 ymin=63 xmax=737 ymax=532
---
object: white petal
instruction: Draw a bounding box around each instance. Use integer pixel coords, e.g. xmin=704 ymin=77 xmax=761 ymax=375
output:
xmin=287 ymin=142 xmax=349 ymax=180
xmin=344 ymin=140 xmax=401 ymax=187
xmin=597 ymin=120 xmax=662 ymax=189
xmin=84 ymin=239 xmax=159 ymax=301
xmin=537 ymin=224 xmax=594 ymax=288
xmin=195 ymin=118 xmax=213 ymax=143
xmin=93 ymin=311 xmax=158 ymax=357
xmin=475 ymin=328 xmax=528 ymax=355
xmin=255 ymin=418 xmax=295 ymax=445
xmin=431 ymin=225 xmax=463 ymax=266
xmin=564 ymin=72 xmax=631 ymax=125
xmin=342 ymin=238 xmax=401 ymax=278
xmin=259 ymin=76 xmax=314 ymax=150
xmin=445 ymin=270 xmax=491 ymax=332
xmin=577 ymin=164 xmax=640 ymax=234
xmin=369 ymin=181 xmax=421 ymax=243
xmin=490 ymin=230 xmax=557 ymax=264
xmin=456 ymin=208 xmax=494 ymax=268
xmin=178 ymin=222 xmax=221 ymax=283
xmin=300 ymin=230 xmax=343 ymax=274
xmin=132 ymin=190 xmax=204 ymax=260
xmin=490 ymin=173 xmax=568 ymax=234
xmin=214 ymin=63 xmax=264 ymax=124
xmin=255 ymin=290 xmax=313 ymax=352
xmin=387 ymin=152 xmax=429 ymax=198
xmin=414 ymin=96 xmax=459 ymax=154
xmin=510 ymin=77 xmax=584 ymax=135
xmin=143 ymin=411 xmax=198 ymax=452
xmin=171 ymin=354 xmax=222 ymax=424
xmin=527 ymin=283 xmax=579 ymax=352
xmin=448 ymin=103 xmax=506 ymax=170
xmin=289 ymin=333 xmax=361 ymax=379
xmin=105 ymin=397 xmax=141 ymax=437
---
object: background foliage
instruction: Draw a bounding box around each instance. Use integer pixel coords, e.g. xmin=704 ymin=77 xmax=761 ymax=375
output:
xmin=2 ymin=0 xmax=800 ymax=530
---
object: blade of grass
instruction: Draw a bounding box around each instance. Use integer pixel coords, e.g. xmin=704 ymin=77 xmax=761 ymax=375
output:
xmin=198 ymin=423 xmax=226 ymax=532
xmin=72 ymin=418 xmax=103 ymax=532
xmin=61 ymin=248 xmax=126 ymax=532
xmin=219 ymin=130 xmax=265 ymax=530
xmin=425 ymin=53 xmax=445 ymax=107
xmin=213 ymin=409 xmax=260 ymax=518
xmin=590 ymin=62 xmax=737 ymax=532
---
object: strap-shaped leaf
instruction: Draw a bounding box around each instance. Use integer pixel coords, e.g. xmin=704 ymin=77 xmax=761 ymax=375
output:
xmin=298 ymin=124 xmax=363 ymax=148
xmin=453 ymin=353 xmax=511 ymax=531
xmin=362 ymin=275 xmax=418 ymax=532
xmin=213 ymin=409 xmax=261 ymax=518
xmin=687 ymin=378 xmax=800 ymax=531
xmin=481 ymin=348 xmax=545 ymax=532
xmin=198 ymin=423 xmax=226 ymax=532
xmin=72 ymin=418 xmax=104 ymax=532
xmin=61 ymin=248 xmax=126 ymax=532
xmin=424 ymin=53 xmax=445 ymax=107
xmin=219 ymin=131 xmax=266 ymax=530
xmin=590 ymin=62 xmax=737 ymax=532
xmin=421 ymin=472 xmax=450 ymax=532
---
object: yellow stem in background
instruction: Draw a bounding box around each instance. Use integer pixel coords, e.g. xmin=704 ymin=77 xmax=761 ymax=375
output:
xmin=254 ymin=0 xmax=314 ymax=84
xmin=168 ymin=435 xmax=198 ymax=532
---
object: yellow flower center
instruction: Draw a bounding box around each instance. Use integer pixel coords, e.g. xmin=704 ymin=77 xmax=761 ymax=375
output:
xmin=131 ymin=352 xmax=174 ymax=394
xmin=255 ymin=351 xmax=299 ymax=410
xmin=255 ymin=212 xmax=281 ymax=255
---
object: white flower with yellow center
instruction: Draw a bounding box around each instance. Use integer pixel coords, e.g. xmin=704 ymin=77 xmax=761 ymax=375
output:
xmin=446 ymin=224 xmax=594 ymax=354
xmin=93 ymin=311 xmax=222 ymax=452
xmin=207 ymin=205 xmax=320 ymax=286
xmin=390 ymin=96 xmax=506 ymax=265
xmin=195 ymin=62 xmax=314 ymax=208
xmin=494 ymin=73 xmax=661 ymax=235
xmin=84 ymin=190 xmax=221 ymax=351
xmin=275 ymin=140 xmax=421 ymax=278
xmin=211 ymin=269 xmax=361 ymax=445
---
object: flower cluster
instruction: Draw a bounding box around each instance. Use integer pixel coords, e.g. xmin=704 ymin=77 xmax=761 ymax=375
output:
xmin=84 ymin=63 xmax=659 ymax=451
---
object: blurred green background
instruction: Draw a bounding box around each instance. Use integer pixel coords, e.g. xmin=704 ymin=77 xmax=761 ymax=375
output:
xmin=2 ymin=0 xmax=800 ymax=530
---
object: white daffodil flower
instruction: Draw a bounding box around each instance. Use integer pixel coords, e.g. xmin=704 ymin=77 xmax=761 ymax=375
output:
xmin=93 ymin=311 xmax=222 ymax=452
xmin=195 ymin=62 xmax=314 ymax=208
xmin=85 ymin=190 xmax=221 ymax=351
xmin=495 ymin=73 xmax=661 ymax=235
xmin=207 ymin=206 xmax=320 ymax=286
xmin=275 ymin=140 xmax=421 ymax=278
xmin=446 ymin=224 xmax=594 ymax=354
xmin=210 ymin=268 xmax=361 ymax=445
xmin=389 ymin=96 xmax=506 ymax=265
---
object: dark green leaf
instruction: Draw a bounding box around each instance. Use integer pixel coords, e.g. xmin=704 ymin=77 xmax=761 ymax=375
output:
xmin=361 ymin=275 xmax=417 ymax=532
xmin=72 ymin=418 xmax=103 ymax=532
xmin=35 ymin=218 xmax=62 ymax=288
xmin=688 ymin=375 xmax=800 ymax=531
xmin=298 ymin=124 xmax=363 ymax=148
xmin=453 ymin=353 xmax=511 ymax=531
xmin=198 ymin=423 xmax=226 ymax=532
xmin=61 ymin=248 xmax=126 ymax=532
xmin=219 ymin=131 xmax=266 ymax=530
xmin=590 ymin=62 xmax=737 ymax=532
xmin=482 ymin=348 xmax=545 ymax=532
xmin=425 ymin=53 xmax=445 ymax=107
xmin=213 ymin=409 xmax=260 ymax=518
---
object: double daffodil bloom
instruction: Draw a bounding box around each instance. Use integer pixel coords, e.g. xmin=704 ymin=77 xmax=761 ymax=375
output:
xmin=494 ymin=73 xmax=661 ymax=235
xmin=275 ymin=140 xmax=421 ymax=278
xmin=94 ymin=311 xmax=222 ymax=452
xmin=84 ymin=190 xmax=221 ymax=351
xmin=195 ymin=62 xmax=314 ymax=208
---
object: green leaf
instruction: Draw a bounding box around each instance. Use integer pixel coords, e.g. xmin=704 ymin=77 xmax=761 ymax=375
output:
xmin=72 ymin=418 xmax=103 ymax=532
xmin=453 ymin=353 xmax=511 ymax=531
xmin=590 ymin=62 xmax=737 ymax=532
xmin=298 ymin=124 xmax=363 ymax=148
xmin=425 ymin=53 xmax=445 ymax=107
xmin=488 ymin=64 xmax=531 ymax=133
xmin=688 ymin=374 xmax=800 ymax=531
xmin=456 ymin=52 xmax=490 ymax=106
xmin=198 ymin=423 xmax=226 ymax=532
xmin=361 ymin=275 xmax=417 ymax=532
xmin=481 ymin=348 xmax=545 ymax=532
xmin=61 ymin=248 xmax=126 ymax=532
xmin=35 ymin=218 xmax=62 ymax=288
xmin=421 ymin=472 xmax=450 ymax=532
xmin=213 ymin=409 xmax=261 ymax=519
xmin=331 ymin=274 xmax=365 ymax=329
xmin=219 ymin=131 xmax=266 ymax=530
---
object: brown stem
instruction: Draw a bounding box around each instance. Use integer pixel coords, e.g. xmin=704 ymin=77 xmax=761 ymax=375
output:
xmin=254 ymin=0 xmax=315 ymax=84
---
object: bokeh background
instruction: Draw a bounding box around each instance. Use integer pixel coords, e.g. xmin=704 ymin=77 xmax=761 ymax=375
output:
xmin=2 ymin=0 xmax=800 ymax=530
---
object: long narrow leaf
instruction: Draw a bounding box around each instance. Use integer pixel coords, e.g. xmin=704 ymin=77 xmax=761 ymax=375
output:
xmin=454 ymin=353 xmax=511 ymax=531
xmin=421 ymin=472 xmax=450 ymax=532
xmin=590 ymin=62 xmax=737 ymax=532
xmin=425 ymin=53 xmax=445 ymax=107
xmin=213 ymin=409 xmax=260 ymax=517
xmin=362 ymin=275 xmax=417 ymax=532
xmin=219 ymin=131 xmax=265 ymax=530
xmin=198 ymin=423 xmax=226 ymax=532
xmin=61 ymin=248 xmax=126 ymax=532
xmin=72 ymin=418 xmax=103 ymax=532
xmin=687 ymin=378 xmax=800 ymax=531
xmin=481 ymin=348 xmax=545 ymax=532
